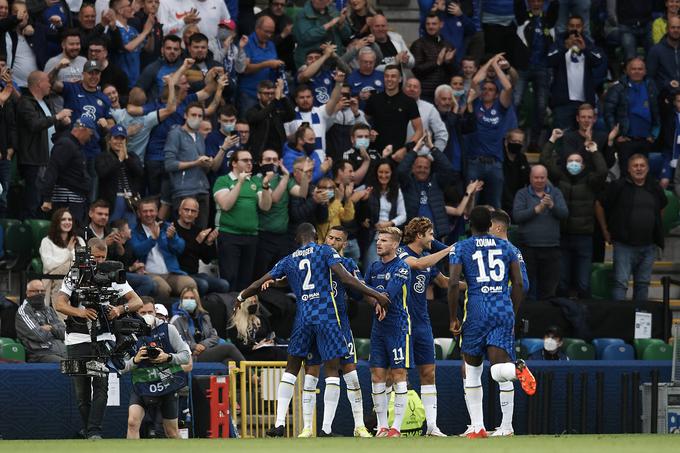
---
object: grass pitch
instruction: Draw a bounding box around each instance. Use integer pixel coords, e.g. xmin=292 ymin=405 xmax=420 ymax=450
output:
xmin=0 ymin=435 xmax=678 ymax=453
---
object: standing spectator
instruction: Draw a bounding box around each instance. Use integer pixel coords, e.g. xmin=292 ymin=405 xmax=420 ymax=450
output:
xmin=547 ymin=25 xmax=603 ymax=128
xmin=647 ymin=16 xmax=680 ymax=100
xmin=82 ymin=200 xmax=116 ymax=245
xmin=403 ymin=77 xmax=449 ymax=152
xmin=335 ymin=124 xmax=373 ymax=185
xmin=130 ymin=198 xmax=197 ymax=298
xmin=95 ymin=125 xmax=144 ymax=223
xmin=653 ymin=0 xmax=680 ymax=44
xmin=246 ymin=79 xmax=296 ymax=159
xmin=512 ymin=164 xmax=569 ymax=300
xmin=398 ymin=133 xmax=457 ymax=241
xmin=282 ymin=124 xmax=333 ymax=184
xmin=465 ymin=54 xmax=514 ymax=208
xmin=364 ymin=65 xmax=423 ymax=162
xmin=293 ymin=0 xmax=352 ymax=69
xmin=39 ymin=208 xmax=85 ymax=306
xmin=44 ymin=29 xmax=87 ymax=84
xmin=88 ymin=38 xmax=130 ymax=100
xmin=347 ymin=47 xmax=384 ymax=102
xmin=542 ymin=128 xmax=607 ymax=298
xmin=605 ymin=0 xmax=653 ymax=62
xmin=480 ymin=0 xmax=519 ymax=66
xmin=136 ymin=35 xmax=183 ymax=102
xmin=501 ymin=128 xmax=531 ymax=216
xmin=15 ymin=280 xmax=66 ymax=363
xmin=560 ymin=103 xmax=618 ymax=169
xmin=173 ymin=197 xmax=230 ymax=295
xmin=156 ymin=0 xmax=200 ymax=37
xmin=204 ymin=104 xmax=241 ymax=179
xmin=192 ymin=0 xmax=231 ymax=61
xmin=16 ymin=70 xmax=71 ymax=219
xmin=326 ymin=82 xmax=368 ymax=159
xmin=253 ymin=150 xmax=309 ymax=280
xmin=0 ymin=66 xmax=16 ymax=218
xmin=2 ymin=1 xmax=49 ymax=88
xmin=556 ymin=1 xmax=591 ymax=38
xmin=345 ymin=0 xmax=376 ymax=38
xmin=434 ymin=83 xmax=474 ymax=177
xmin=429 ymin=0 xmax=476 ymax=66
xmin=370 ymin=13 xmax=414 ymax=72
xmin=213 ymin=150 xmax=273 ymax=290
xmin=111 ymin=0 xmax=155 ymax=88
xmin=514 ymin=0 xmax=558 ymax=149
xmin=296 ymin=45 xmax=343 ymax=107
xmin=603 ymin=57 xmax=660 ymax=173
xmin=184 ymin=33 xmax=223 ymax=92
xmin=288 ymin=156 xmax=330 ymax=240
xmin=313 ymin=176 xmax=359 ymax=242
xmin=239 ymin=15 xmax=283 ymax=114
xmin=134 ymin=0 xmax=164 ymax=69
xmin=596 ymin=154 xmax=667 ymax=301
xmin=40 ymin=116 xmax=94 ymax=225
xmin=410 ymin=13 xmax=457 ymax=103
xmin=164 ymin=101 xmax=226 ymax=229
xmin=255 ymin=0 xmax=295 ymax=70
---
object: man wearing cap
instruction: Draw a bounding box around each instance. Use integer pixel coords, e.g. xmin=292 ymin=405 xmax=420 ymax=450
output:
xmin=51 ymin=59 xmax=115 ymax=202
xmin=40 ymin=115 xmax=95 ymax=225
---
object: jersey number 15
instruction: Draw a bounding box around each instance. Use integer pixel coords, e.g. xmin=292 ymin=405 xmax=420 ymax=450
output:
xmin=471 ymin=249 xmax=505 ymax=283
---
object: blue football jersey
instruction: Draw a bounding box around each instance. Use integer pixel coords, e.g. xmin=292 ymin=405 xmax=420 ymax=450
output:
xmin=508 ymin=242 xmax=530 ymax=294
xmin=449 ymin=235 xmax=518 ymax=320
xmin=331 ymin=256 xmax=363 ymax=322
xmin=365 ymin=257 xmax=411 ymax=332
xmin=270 ymin=242 xmax=343 ymax=325
xmin=397 ymin=246 xmax=441 ymax=328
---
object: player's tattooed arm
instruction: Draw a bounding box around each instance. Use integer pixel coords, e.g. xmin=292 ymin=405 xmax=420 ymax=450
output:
xmin=447 ymin=263 xmax=462 ymax=337
xmin=331 ymin=263 xmax=390 ymax=308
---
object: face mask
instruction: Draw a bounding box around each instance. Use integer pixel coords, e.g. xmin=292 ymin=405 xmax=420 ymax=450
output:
xmin=259 ymin=163 xmax=278 ymax=175
xmin=355 ymin=137 xmax=370 ymax=149
xmin=221 ymin=122 xmax=235 ymax=134
xmin=187 ymin=118 xmax=201 ymax=130
xmin=566 ymin=161 xmax=583 ymax=175
xmin=326 ymin=189 xmax=335 ymax=199
xmin=453 ymin=89 xmax=465 ymax=97
xmin=247 ymin=304 xmax=258 ymax=315
xmin=27 ymin=294 xmax=45 ymax=310
xmin=181 ymin=299 xmax=197 ymax=313
xmin=142 ymin=314 xmax=156 ymax=328
xmin=507 ymin=142 xmax=523 ymax=154
xmin=303 ymin=142 xmax=316 ymax=154
xmin=544 ymin=337 xmax=559 ymax=352
xmin=217 ymin=28 xmax=233 ymax=42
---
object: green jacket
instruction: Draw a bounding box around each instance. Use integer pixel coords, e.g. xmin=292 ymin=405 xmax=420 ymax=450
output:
xmin=293 ymin=1 xmax=352 ymax=68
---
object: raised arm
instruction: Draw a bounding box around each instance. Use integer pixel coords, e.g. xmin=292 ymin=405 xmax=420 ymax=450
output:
xmin=403 ymin=245 xmax=452 ymax=270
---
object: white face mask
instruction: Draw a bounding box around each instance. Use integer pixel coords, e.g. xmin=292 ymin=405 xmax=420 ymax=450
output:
xmin=544 ymin=337 xmax=559 ymax=352
xmin=142 ymin=314 xmax=156 ymax=328
xmin=186 ymin=117 xmax=201 ymax=130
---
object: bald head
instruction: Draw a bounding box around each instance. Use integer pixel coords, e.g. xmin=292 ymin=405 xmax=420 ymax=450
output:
xmin=530 ymin=165 xmax=548 ymax=192
xmin=27 ymin=71 xmax=51 ymax=98
xmin=669 ymin=15 xmax=680 ymax=41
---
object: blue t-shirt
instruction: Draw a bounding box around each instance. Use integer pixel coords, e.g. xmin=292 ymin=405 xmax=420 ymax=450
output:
xmin=240 ymin=32 xmax=278 ymax=97
xmin=365 ymin=256 xmax=411 ymax=332
xmin=145 ymin=93 xmax=198 ymax=162
xmin=347 ymin=69 xmax=385 ymax=97
xmin=398 ymin=245 xmax=441 ymax=328
xmin=308 ymin=68 xmax=335 ymax=106
xmin=115 ymin=24 xmax=143 ymax=87
xmin=62 ymin=82 xmax=113 ymax=159
xmin=470 ymin=98 xmax=508 ymax=161
xmin=269 ymin=242 xmax=343 ymax=325
xmin=204 ymin=130 xmax=233 ymax=178
xmin=448 ymin=234 xmax=518 ymax=321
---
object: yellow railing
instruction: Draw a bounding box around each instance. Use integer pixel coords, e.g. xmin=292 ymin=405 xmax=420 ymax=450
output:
xmin=229 ymin=361 xmax=316 ymax=438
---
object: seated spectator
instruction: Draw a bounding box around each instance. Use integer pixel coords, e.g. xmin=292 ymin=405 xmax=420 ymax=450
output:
xmin=95 ymin=125 xmax=144 ymax=224
xmin=661 ymin=91 xmax=680 ymax=188
xmin=108 ymin=218 xmax=157 ymax=296
xmin=171 ymin=286 xmax=245 ymax=365
xmin=410 ymin=13 xmax=457 ymax=103
xmin=228 ymin=295 xmax=287 ymax=361
xmin=130 ymin=198 xmax=197 ymax=298
xmin=527 ymin=326 xmax=568 ymax=361
xmin=43 ymin=29 xmax=87 ymax=84
xmin=282 ymin=125 xmax=333 ymax=184
xmin=82 ymin=200 xmax=120 ymax=251
xmin=512 ymin=164 xmax=569 ymax=300
xmin=174 ymin=197 xmax=230 ymax=295
xmin=326 ymin=83 xmax=369 ymax=159
xmin=501 ymin=128 xmax=531 ymax=216
xmin=460 ymin=56 xmax=478 ymax=94
xmin=292 ymin=0 xmax=352 ymax=69
xmin=39 ymin=208 xmax=85 ymax=307
xmin=246 ymin=79 xmax=295 ymax=159
xmin=335 ymin=123 xmax=375 ymax=184
xmin=15 ymin=280 xmax=66 ymax=363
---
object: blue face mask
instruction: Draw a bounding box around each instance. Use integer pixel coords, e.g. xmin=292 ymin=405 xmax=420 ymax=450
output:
xmin=355 ymin=137 xmax=370 ymax=149
xmin=566 ymin=161 xmax=583 ymax=175
xmin=453 ymin=89 xmax=465 ymax=97
xmin=221 ymin=122 xmax=235 ymax=134
xmin=181 ymin=299 xmax=197 ymax=313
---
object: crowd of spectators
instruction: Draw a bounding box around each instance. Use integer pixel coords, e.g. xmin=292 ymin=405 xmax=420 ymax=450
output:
xmin=0 ymin=0 xmax=678 ymax=326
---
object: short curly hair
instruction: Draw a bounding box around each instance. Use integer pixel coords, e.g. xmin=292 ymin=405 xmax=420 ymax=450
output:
xmin=402 ymin=217 xmax=433 ymax=245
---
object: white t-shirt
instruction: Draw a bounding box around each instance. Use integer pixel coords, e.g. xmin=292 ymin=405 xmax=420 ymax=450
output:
xmin=158 ymin=0 xmax=195 ymax=36
xmin=11 ymin=34 xmax=38 ymax=88
xmin=565 ymin=49 xmax=586 ymax=102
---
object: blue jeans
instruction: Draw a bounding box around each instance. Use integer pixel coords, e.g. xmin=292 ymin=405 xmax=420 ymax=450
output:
xmin=191 ymin=272 xmax=230 ymax=296
xmin=125 ymin=272 xmax=156 ymax=296
xmin=466 ymin=157 xmax=503 ymax=208
xmin=514 ymin=67 xmax=551 ymax=145
xmin=612 ymin=242 xmax=656 ymax=301
xmin=556 ymin=0 xmax=591 ymax=39
xmin=559 ymin=234 xmax=593 ymax=298
xmin=617 ymin=23 xmax=652 ymax=61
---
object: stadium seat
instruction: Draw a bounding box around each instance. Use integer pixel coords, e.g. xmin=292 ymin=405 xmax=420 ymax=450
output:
xmin=519 ymin=338 xmax=544 ymax=355
xmin=23 ymin=219 xmax=50 ymax=258
xmin=662 ymin=190 xmax=680 ymax=234
xmin=565 ymin=343 xmax=596 ymax=360
xmin=592 ymin=338 xmax=625 ymax=359
xmin=354 ymin=338 xmax=370 ymax=360
xmin=633 ymin=338 xmax=665 ymax=359
xmin=642 ymin=343 xmax=673 ymax=361
xmin=0 ymin=218 xmax=21 ymax=234
xmin=29 ymin=257 xmax=42 ymax=275
xmin=600 ymin=343 xmax=635 ymax=361
xmin=561 ymin=337 xmax=585 ymax=351
xmin=0 ymin=342 xmax=25 ymax=362
xmin=0 ymin=337 xmax=18 ymax=347
xmin=590 ymin=263 xmax=613 ymax=299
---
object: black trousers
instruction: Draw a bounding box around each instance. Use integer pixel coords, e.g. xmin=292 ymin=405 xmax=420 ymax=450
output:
xmin=520 ymin=246 xmax=561 ymax=301
xmin=253 ymin=231 xmax=293 ymax=281
xmin=67 ymin=342 xmax=109 ymax=437
xmin=217 ymin=232 xmax=258 ymax=291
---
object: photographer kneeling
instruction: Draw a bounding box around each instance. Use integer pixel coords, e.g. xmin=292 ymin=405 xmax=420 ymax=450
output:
xmin=122 ymin=298 xmax=191 ymax=439
xmin=54 ymin=237 xmax=143 ymax=439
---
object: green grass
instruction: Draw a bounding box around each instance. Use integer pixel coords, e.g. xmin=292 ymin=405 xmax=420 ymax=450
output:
xmin=0 ymin=436 xmax=679 ymax=453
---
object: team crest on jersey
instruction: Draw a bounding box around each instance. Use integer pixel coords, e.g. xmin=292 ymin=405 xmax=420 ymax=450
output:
xmin=375 ymin=80 xmax=382 ymax=86
xmin=250 ymin=184 xmax=257 ymax=190
xmin=385 ymin=272 xmax=391 ymax=279
xmin=97 ymin=99 xmax=103 ymax=106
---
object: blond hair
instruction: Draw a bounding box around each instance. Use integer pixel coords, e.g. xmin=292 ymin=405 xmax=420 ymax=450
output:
xmin=377 ymin=226 xmax=402 ymax=243
xmin=228 ymin=296 xmax=260 ymax=343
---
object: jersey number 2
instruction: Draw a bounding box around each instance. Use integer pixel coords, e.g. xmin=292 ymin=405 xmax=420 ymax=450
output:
xmin=299 ymin=259 xmax=315 ymax=290
xmin=471 ymin=249 xmax=505 ymax=283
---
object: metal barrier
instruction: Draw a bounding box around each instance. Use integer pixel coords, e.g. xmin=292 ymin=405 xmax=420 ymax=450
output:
xmin=229 ymin=361 xmax=316 ymax=438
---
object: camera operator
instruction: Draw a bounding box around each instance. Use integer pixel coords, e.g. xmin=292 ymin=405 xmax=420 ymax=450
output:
xmin=122 ymin=298 xmax=191 ymax=439
xmin=54 ymin=237 xmax=143 ymax=440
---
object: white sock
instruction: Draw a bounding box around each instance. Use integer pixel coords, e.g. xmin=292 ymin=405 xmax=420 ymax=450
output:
xmin=385 ymin=384 xmax=393 ymax=395
xmin=462 ymin=378 xmax=471 ymax=425
xmin=275 ymin=372 xmax=297 ymax=427
xmin=371 ymin=382 xmax=388 ymax=429
xmin=321 ymin=377 xmax=341 ymax=434
xmin=302 ymin=374 xmax=318 ymax=430
xmin=391 ymin=381 xmax=408 ymax=431
xmin=498 ymin=381 xmax=515 ymax=429
xmin=465 ymin=363 xmax=485 ymax=431
xmin=490 ymin=363 xmax=517 ymax=382
xmin=420 ymin=384 xmax=438 ymax=432
xmin=343 ymin=370 xmax=365 ymax=428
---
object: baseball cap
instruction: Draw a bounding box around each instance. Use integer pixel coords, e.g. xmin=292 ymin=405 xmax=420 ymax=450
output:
xmin=110 ymin=124 xmax=127 ymax=138
xmin=83 ymin=60 xmax=102 ymax=73
xmin=154 ymin=304 xmax=169 ymax=318
xmin=74 ymin=115 xmax=96 ymax=130
xmin=219 ymin=19 xmax=236 ymax=30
